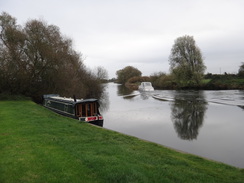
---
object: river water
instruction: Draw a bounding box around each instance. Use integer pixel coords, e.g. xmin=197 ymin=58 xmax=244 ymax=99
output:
xmin=100 ymin=83 xmax=244 ymax=168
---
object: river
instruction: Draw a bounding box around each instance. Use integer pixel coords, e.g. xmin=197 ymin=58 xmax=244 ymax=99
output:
xmin=100 ymin=82 xmax=244 ymax=168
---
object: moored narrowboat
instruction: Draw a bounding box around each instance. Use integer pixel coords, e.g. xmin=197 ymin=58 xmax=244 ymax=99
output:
xmin=43 ymin=94 xmax=103 ymax=126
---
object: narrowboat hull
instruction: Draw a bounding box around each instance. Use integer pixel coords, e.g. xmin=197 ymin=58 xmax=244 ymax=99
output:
xmin=43 ymin=94 xmax=104 ymax=127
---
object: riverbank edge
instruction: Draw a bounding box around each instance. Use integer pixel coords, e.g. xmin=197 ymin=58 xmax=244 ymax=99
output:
xmin=123 ymin=77 xmax=244 ymax=90
xmin=1 ymin=100 xmax=243 ymax=183
xmin=125 ymin=82 xmax=244 ymax=90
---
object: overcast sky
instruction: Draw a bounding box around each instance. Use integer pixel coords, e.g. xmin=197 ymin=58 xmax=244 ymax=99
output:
xmin=1 ymin=0 xmax=244 ymax=78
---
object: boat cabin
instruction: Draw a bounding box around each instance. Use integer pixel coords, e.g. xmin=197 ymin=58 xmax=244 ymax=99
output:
xmin=138 ymin=82 xmax=154 ymax=91
xmin=43 ymin=94 xmax=103 ymax=126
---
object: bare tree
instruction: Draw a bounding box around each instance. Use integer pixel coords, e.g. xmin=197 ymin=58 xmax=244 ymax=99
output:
xmin=94 ymin=66 xmax=108 ymax=82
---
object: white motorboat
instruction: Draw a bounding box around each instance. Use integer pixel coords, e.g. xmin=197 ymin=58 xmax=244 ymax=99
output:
xmin=138 ymin=82 xmax=154 ymax=92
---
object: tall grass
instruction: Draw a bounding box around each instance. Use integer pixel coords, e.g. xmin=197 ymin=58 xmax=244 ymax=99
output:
xmin=1 ymin=100 xmax=243 ymax=183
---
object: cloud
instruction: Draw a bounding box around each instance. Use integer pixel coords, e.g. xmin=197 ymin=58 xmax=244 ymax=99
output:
xmin=1 ymin=0 xmax=244 ymax=77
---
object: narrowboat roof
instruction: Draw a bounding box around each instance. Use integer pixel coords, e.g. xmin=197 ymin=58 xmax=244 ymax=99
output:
xmin=43 ymin=94 xmax=98 ymax=105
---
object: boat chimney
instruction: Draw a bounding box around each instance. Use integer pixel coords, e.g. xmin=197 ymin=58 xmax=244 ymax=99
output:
xmin=73 ymin=95 xmax=77 ymax=102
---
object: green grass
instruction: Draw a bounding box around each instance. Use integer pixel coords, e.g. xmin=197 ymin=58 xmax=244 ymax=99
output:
xmin=202 ymin=79 xmax=211 ymax=84
xmin=1 ymin=100 xmax=244 ymax=183
xmin=203 ymin=78 xmax=244 ymax=89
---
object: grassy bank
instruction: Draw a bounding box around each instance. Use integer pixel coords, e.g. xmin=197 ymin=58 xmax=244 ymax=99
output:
xmin=0 ymin=100 xmax=243 ymax=183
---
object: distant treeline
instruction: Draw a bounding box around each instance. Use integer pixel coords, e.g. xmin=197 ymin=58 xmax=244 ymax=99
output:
xmin=202 ymin=73 xmax=244 ymax=90
xmin=126 ymin=72 xmax=244 ymax=90
xmin=115 ymin=66 xmax=244 ymax=90
xmin=0 ymin=12 xmax=104 ymax=102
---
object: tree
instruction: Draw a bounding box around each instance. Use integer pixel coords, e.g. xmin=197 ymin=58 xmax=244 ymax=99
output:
xmin=150 ymin=72 xmax=174 ymax=89
xmin=0 ymin=12 xmax=104 ymax=102
xmin=238 ymin=62 xmax=244 ymax=78
xmin=116 ymin=66 xmax=142 ymax=84
xmin=0 ymin=12 xmax=27 ymax=94
xmin=94 ymin=66 xmax=108 ymax=82
xmin=169 ymin=35 xmax=206 ymax=87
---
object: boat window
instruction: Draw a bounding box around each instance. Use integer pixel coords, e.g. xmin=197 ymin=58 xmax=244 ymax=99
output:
xmin=64 ymin=105 xmax=68 ymax=112
xmin=82 ymin=104 xmax=86 ymax=116
xmin=76 ymin=102 xmax=98 ymax=117
xmin=46 ymin=100 xmax=51 ymax=106
xmin=94 ymin=102 xmax=97 ymax=114
xmin=87 ymin=103 xmax=92 ymax=116
xmin=76 ymin=104 xmax=81 ymax=117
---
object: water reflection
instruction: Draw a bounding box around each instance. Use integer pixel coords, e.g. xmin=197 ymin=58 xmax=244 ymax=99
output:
xmin=103 ymin=83 xmax=244 ymax=168
xmin=99 ymin=91 xmax=109 ymax=113
xmin=171 ymin=91 xmax=208 ymax=140
xmin=99 ymin=85 xmax=110 ymax=113
xmin=117 ymin=84 xmax=134 ymax=96
xmin=140 ymin=92 xmax=151 ymax=100
xmin=238 ymin=105 xmax=244 ymax=110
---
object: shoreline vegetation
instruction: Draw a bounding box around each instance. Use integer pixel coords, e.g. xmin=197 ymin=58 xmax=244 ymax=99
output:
xmin=122 ymin=74 xmax=244 ymax=90
xmin=1 ymin=100 xmax=243 ymax=182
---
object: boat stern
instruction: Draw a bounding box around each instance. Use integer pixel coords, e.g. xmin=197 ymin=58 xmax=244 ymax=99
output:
xmin=79 ymin=115 xmax=103 ymax=126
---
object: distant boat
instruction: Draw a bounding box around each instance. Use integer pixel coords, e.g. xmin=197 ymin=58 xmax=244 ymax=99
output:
xmin=138 ymin=82 xmax=154 ymax=92
xmin=43 ymin=94 xmax=103 ymax=126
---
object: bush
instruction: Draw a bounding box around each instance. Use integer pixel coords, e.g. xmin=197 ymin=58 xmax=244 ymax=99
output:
xmin=127 ymin=76 xmax=151 ymax=84
xmin=116 ymin=66 xmax=142 ymax=84
xmin=0 ymin=93 xmax=30 ymax=100
xmin=150 ymin=72 xmax=176 ymax=89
